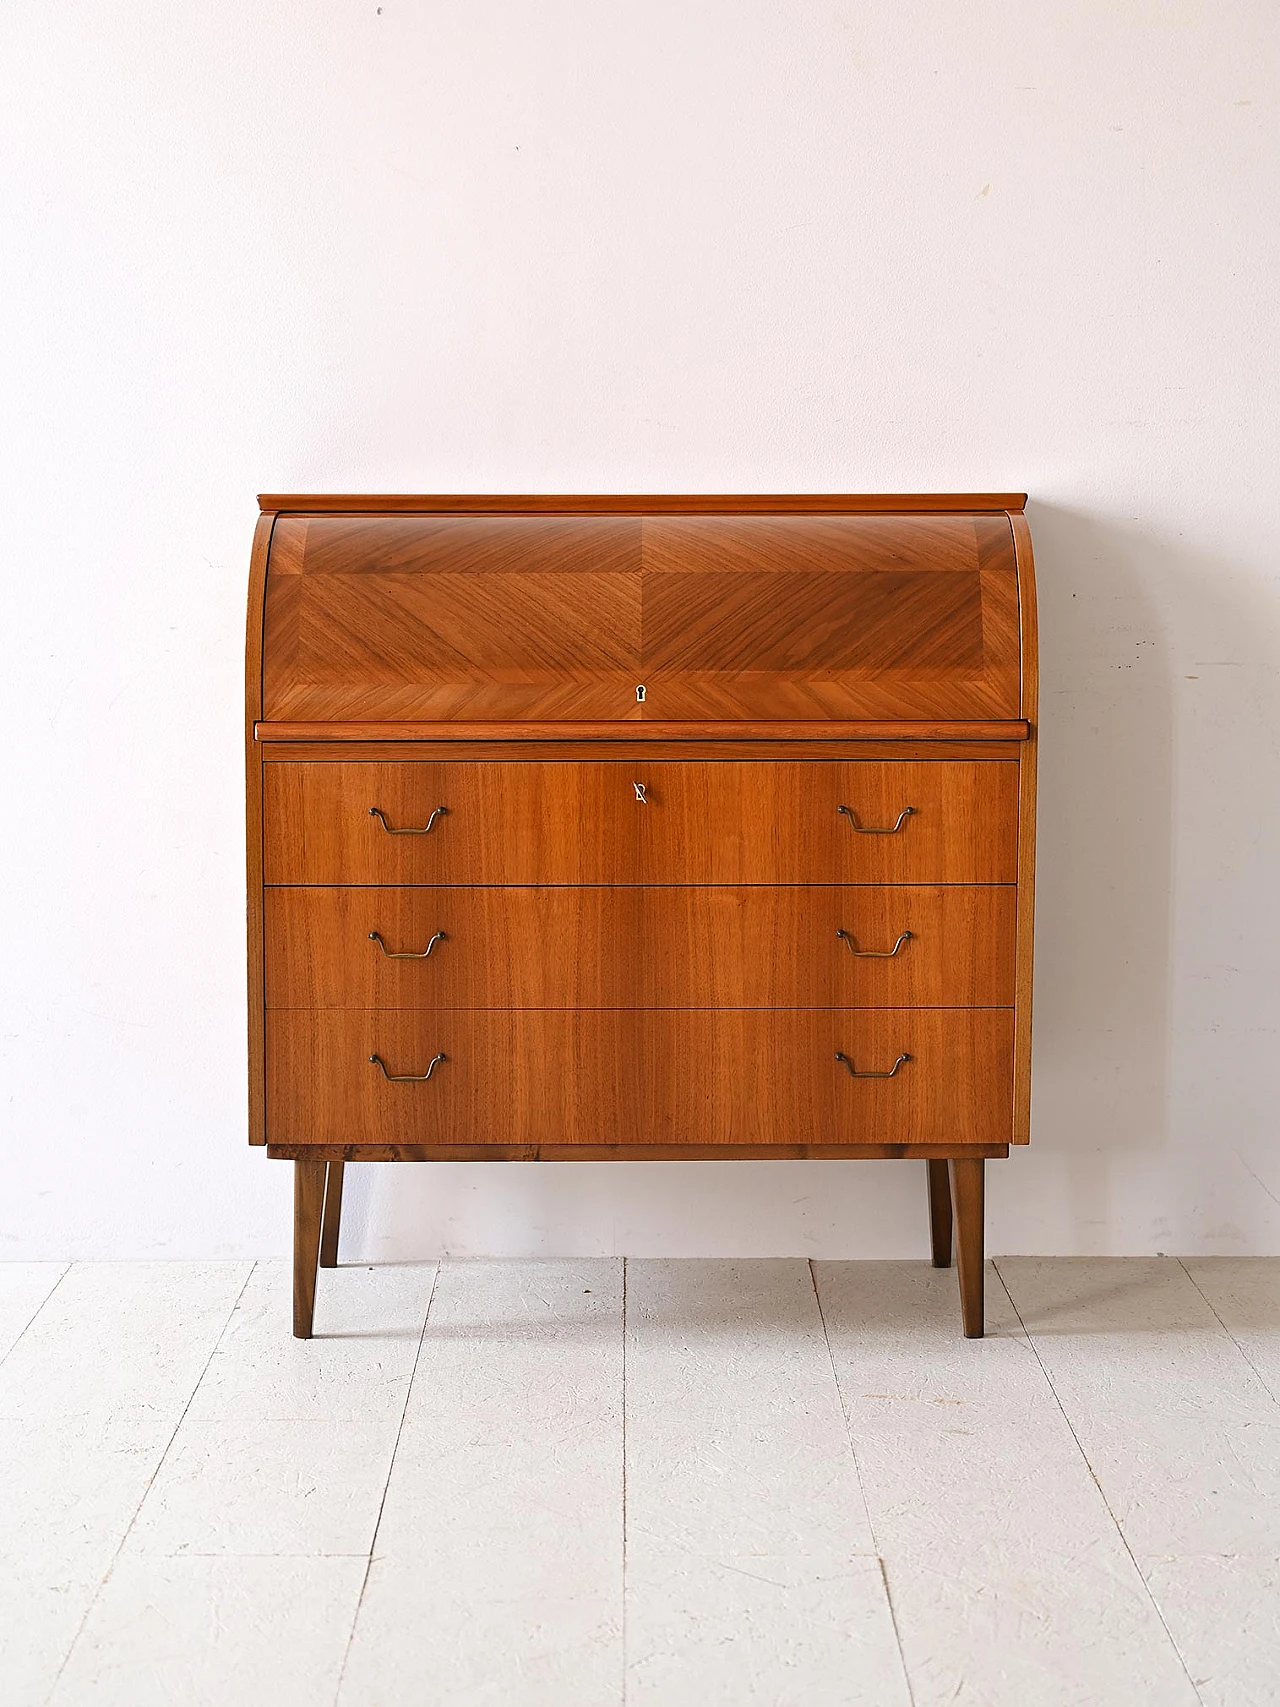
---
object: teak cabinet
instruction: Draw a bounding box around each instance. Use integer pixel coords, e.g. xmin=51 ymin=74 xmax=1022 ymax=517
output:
xmin=246 ymin=494 xmax=1037 ymax=1338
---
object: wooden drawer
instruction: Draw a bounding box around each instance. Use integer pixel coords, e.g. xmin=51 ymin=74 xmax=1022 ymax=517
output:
xmin=265 ymin=885 xmax=1016 ymax=1009
xmin=262 ymin=760 xmax=1018 ymax=884
xmin=266 ymin=1009 xmax=1014 ymax=1148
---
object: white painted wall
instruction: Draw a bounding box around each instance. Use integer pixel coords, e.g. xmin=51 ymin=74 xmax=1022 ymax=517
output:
xmin=2 ymin=1 xmax=1278 ymax=1261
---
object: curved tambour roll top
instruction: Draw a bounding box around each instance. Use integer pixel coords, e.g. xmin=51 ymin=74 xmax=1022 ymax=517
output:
xmin=253 ymin=498 xmax=1034 ymax=729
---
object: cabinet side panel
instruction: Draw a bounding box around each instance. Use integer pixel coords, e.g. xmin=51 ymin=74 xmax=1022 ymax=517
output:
xmin=246 ymin=511 xmax=276 ymax=1146
xmin=1010 ymin=510 xmax=1038 ymax=1143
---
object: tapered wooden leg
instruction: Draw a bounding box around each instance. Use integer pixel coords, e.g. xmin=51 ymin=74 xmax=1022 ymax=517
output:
xmin=319 ymin=1160 xmax=344 ymax=1269
xmin=926 ymin=1159 xmax=952 ymax=1268
xmin=293 ymin=1161 xmax=326 ymax=1339
xmin=948 ymin=1157 xmax=985 ymax=1338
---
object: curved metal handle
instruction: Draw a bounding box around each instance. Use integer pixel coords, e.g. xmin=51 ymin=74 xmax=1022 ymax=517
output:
xmin=835 ymin=1050 xmax=911 ymax=1079
xmin=368 ymin=930 xmax=446 ymax=960
xmin=836 ymin=929 xmax=913 ymax=959
xmin=837 ymin=805 xmax=915 ymax=833
xmin=369 ymin=806 xmax=448 ymax=835
xmin=370 ymin=1052 xmax=446 ymax=1082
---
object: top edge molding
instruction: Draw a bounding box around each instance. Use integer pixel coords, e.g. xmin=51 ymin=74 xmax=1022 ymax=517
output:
xmin=257 ymin=493 xmax=1028 ymax=515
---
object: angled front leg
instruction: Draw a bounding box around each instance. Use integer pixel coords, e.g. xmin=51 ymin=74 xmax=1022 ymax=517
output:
xmin=926 ymin=1159 xmax=952 ymax=1268
xmin=319 ymin=1160 xmax=345 ymax=1269
xmin=948 ymin=1157 xmax=985 ymax=1338
xmin=293 ymin=1161 xmax=326 ymax=1338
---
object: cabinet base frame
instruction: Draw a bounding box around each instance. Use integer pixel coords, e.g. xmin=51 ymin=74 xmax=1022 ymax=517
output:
xmin=288 ymin=1152 xmax=993 ymax=1339
xmin=270 ymin=1143 xmax=1009 ymax=1162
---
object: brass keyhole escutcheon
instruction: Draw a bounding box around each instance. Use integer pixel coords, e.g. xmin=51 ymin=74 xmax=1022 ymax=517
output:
xmin=633 ymin=782 xmax=648 ymax=803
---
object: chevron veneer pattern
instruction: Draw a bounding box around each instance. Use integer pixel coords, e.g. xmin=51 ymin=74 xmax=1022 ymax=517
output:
xmin=262 ymin=513 xmax=1021 ymax=722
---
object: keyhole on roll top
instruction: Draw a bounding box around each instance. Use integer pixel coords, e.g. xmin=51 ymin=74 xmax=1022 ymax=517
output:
xmin=634 ymin=782 xmax=648 ymax=803
xmin=636 ymin=684 xmax=646 ymax=701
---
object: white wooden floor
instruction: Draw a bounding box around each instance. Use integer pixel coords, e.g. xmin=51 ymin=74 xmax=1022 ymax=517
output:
xmin=2 ymin=1257 xmax=1278 ymax=1706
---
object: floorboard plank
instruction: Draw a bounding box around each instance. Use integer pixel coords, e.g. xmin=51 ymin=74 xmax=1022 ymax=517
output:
xmin=625 ymin=1258 xmax=907 ymax=1707
xmin=815 ymin=1260 xmax=1198 ymax=1707
xmin=1182 ymin=1256 xmax=1280 ymax=1405
xmin=998 ymin=1257 xmax=1280 ymax=1557
xmin=0 ymin=1264 xmax=67 ymax=1363
xmin=337 ymin=1259 xmax=624 ymax=1707
xmin=1003 ymin=1256 xmax=1280 ymax=1707
xmin=1138 ymin=1553 xmax=1280 ymax=1707
xmin=49 ymin=1557 xmax=367 ymax=1707
xmin=121 ymin=1261 xmax=437 ymax=1560
xmin=0 ymin=1263 xmax=251 ymax=1707
xmin=188 ymin=1258 xmax=438 ymax=1423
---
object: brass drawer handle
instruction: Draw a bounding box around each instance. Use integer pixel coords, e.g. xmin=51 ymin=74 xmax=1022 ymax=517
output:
xmin=370 ymin=1052 xmax=446 ymax=1082
xmin=369 ymin=805 xmax=448 ymax=834
xmin=369 ymin=929 xmax=446 ymax=959
xmin=838 ymin=805 xmax=914 ymax=833
xmin=835 ymin=1050 xmax=911 ymax=1079
xmin=836 ymin=929 xmax=913 ymax=959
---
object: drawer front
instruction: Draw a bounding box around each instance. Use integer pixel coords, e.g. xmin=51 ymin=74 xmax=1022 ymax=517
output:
xmin=644 ymin=1010 xmax=1013 ymax=1147
xmin=269 ymin=1011 xmax=639 ymax=1147
xmin=265 ymin=886 xmax=1016 ymax=1009
xmin=267 ymin=1009 xmax=1013 ymax=1148
xmin=263 ymin=760 xmax=1018 ymax=884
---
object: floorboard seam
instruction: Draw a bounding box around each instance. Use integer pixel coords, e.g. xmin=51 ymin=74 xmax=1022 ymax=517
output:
xmin=991 ymin=1258 xmax=1206 ymax=1707
xmin=40 ymin=1258 xmax=257 ymax=1707
xmin=808 ymin=1259 xmax=917 ymax=1707
xmin=0 ymin=1263 xmax=71 ymax=1371
xmin=1177 ymin=1258 xmax=1280 ymax=1408
xmin=330 ymin=1257 xmax=440 ymax=1707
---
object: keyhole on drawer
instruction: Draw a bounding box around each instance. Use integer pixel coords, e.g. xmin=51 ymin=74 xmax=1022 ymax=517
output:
xmin=633 ymin=781 xmax=648 ymax=803
xmin=636 ymin=684 xmax=646 ymax=702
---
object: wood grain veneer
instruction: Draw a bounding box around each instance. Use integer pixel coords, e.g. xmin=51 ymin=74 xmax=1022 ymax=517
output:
xmin=259 ymin=493 xmax=1028 ymax=514
xmin=265 ymin=885 xmax=1016 ymax=1010
xmin=267 ymin=1009 xmax=1014 ymax=1150
xmin=256 ymin=720 xmax=1031 ymax=742
xmin=261 ymin=738 xmax=1026 ymax=761
xmin=266 ymin=1142 xmax=1012 ymax=1162
xmin=261 ymin=512 xmax=1020 ymax=724
xmin=248 ymin=493 xmax=1037 ymax=1338
xmin=245 ymin=510 xmax=275 ymax=1148
xmin=262 ymin=759 xmax=1018 ymax=886
xmin=1010 ymin=509 xmax=1039 ymax=1146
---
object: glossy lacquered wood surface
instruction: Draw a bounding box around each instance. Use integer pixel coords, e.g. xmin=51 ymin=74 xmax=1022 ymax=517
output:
xmin=264 ymin=885 xmax=1016 ymax=1010
xmin=248 ymin=493 xmax=1037 ymax=1337
xmin=291 ymin=1161 xmax=324 ymax=1337
xmin=245 ymin=510 xmax=276 ymax=1147
xmin=259 ymin=492 xmax=1028 ymax=513
xmin=266 ymin=1141 xmax=1012 ymax=1161
xmin=266 ymin=1009 xmax=1014 ymax=1149
xmin=261 ymin=512 xmax=1022 ymax=724
xmin=1011 ymin=508 xmax=1038 ymax=1145
xmin=263 ymin=738 xmax=1026 ymax=762
xmin=256 ymin=720 xmax=1031 ymax=742
xmin=262 ymin=760 xmax=1019 ymax=885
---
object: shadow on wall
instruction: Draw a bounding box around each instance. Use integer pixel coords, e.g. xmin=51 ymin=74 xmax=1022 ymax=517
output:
xmin=1021 ymin=500 xmax=1175 ymax=1243
xmin=332 ymin=501 xmax=1280 ymax=1260
xmin=1017 ymin=499 xmax=1280 ymax=1253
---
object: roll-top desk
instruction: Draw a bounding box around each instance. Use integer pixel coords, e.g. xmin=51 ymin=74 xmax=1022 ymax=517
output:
xmin=246 ymin=494 xmax=1037 ymax=1338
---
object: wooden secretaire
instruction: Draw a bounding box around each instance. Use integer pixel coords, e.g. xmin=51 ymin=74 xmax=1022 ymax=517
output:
xmin=246 ymin=494 xmax=1036 ymax=1338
